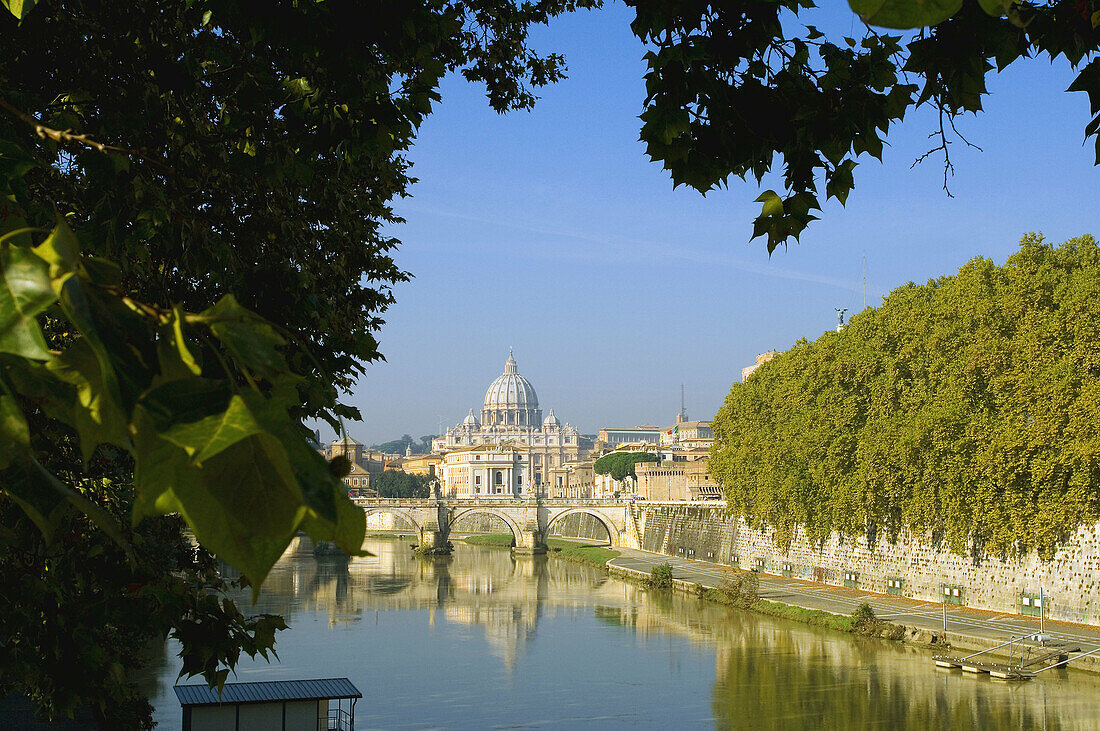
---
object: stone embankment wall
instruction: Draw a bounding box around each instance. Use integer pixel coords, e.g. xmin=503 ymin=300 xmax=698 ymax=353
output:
xmin=637 ymin=503 xmax=1100 ymax=625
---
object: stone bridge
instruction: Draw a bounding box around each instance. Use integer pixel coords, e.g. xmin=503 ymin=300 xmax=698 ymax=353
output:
xmin=351 ymin=497 xmax=641 ymax=553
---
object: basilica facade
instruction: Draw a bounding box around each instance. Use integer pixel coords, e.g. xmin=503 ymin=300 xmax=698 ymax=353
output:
xmin=434 ymin=352 xmax=583 ymax=497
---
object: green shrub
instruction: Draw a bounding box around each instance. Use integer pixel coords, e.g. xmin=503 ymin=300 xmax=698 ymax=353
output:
xmin=645 ymin=562 xmax=674 ymax=590
xmin=717 ymin=571 xmax=760 ymax=607
xmin=852 ymin=602 xmax=877 ymax=627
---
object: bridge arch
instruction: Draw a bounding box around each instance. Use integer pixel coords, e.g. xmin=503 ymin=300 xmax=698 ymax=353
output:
xmin=362 ymin=507 xmax=423 ymax=535
xmin=448 ymin=507 xmax=525 ymax=545
xmin=544 ymin=508 xmax=619 ymax=547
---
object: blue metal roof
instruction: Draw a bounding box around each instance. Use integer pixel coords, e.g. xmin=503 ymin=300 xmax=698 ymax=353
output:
xmin=173 ymin=678 xmax=361 ymax=706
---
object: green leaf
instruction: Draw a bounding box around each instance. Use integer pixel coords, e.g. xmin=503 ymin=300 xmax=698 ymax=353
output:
xmin=47 ymin=339 xmax=131 ymax=461
xmin=976 ymin=0 xmax=1012 ymax=17
xmin=0 ymin=455 xmax=130 ymax=552
xmin=755 ymin=190 xmax=784 ymax=218
xmin=0 ymin=242 xmax=56 ymax=360
xmin=0 ymin=391 xmax=29 ymax=468
xmin=826 ymin=160 xmax=858 ymax=206
xmin=850 ymin=0 xmax=963 ymax=29
xmin=0 ymin=461 xmax=65 ymax=541
xmin=33 ymin=218 xmax=84 ymax=283
xmin=199 ymin=295 xmax=288 ymax=380
xmin=0 ymin=140 xmax=36 ymax=189
xmin=156 ymin=306 xmax=203 ymax=382
xmin=149 ymin=431 xmax=305 ymax=588
xmin=1 ymin=0 xmax=38 ymax=20
xmin=1068 ymin=59 xmax=1100 ymax=116
xmin=152 ymin=388 xmax=265 ymax=465
xmin=299 ymin=488 xmax=367 ymax=558
xmin=275 ymin=421 xmax=339 ymax=523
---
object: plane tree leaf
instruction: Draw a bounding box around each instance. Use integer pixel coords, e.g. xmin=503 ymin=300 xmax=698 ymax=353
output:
xmin=47 ymin=339 xmax=131 ymax=462
xmin=0 ymin=390 xmax=29 ymax=468
xmin=0 ymin=460 xmax=67 ymax=541
xmin=850 ymin=0 xmax=963 ymax=29
xmin=135 ymin=428 xmax=307 ymax=589
xmin=140 ymin=379 xmax=264 ymax=464
xmin=0 ymin=242 xmax=56 ymax=360
xmin=299 ymin=489 xmax=368 ymax=559
xmin=156 ymin=306 xmax=202 ymax=381
xmin=199 ymin=295 xmax=288 ymax=381
xmin=1 ymin=0 xmax=38 ymax=21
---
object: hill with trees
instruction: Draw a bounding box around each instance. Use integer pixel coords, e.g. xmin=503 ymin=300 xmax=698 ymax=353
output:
xmin=711 ymin=234 xmax=1100 ymax=560
xmin=372 ymin=434 xmax=436 ymax=455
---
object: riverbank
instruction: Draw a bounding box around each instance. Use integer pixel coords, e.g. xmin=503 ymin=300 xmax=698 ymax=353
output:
xmin=608 ymin=560 xmax=917 ymax=643
xmin=607 ymin=548 xmax=1100 ymax=674
xmin=460 ymin=534 xmax=620 ymax=569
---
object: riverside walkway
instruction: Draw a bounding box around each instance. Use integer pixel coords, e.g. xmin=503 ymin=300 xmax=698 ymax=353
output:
xmin=606 ymin=547 xmax=1100 ymax=666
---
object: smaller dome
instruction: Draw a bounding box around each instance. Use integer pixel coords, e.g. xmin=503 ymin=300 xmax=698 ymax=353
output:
xmin=463 ymin=408 xmax=479 ymax=427
xmin=543 ymin=408 xmax=559 ymax=427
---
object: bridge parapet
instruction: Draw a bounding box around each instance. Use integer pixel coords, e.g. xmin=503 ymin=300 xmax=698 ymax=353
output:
xmin=352 ymin=497 xmax=640 ymax=551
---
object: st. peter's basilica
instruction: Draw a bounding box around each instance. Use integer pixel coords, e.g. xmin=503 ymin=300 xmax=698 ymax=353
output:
xmin=432 ymin=351 xmax=583 ymax=495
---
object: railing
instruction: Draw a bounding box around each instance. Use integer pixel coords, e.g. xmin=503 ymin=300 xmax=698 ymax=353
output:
xmin=354 ymin=496 xmax=631 ymax=506
xmin=327 ymin=708 xmax=353 ymax=731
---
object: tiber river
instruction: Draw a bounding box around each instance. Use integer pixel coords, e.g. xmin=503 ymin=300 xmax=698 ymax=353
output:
xmin=139 ymin=538 xmax=1100 ymax=729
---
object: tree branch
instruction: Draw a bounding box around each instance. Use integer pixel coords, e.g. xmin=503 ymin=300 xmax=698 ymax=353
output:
xmin=0 ymin=96 xmax=174 ymax=174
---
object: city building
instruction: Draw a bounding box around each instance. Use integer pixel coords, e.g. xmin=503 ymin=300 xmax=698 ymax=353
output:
xmin=432 ymin=351 xmax=583 ymax=493
xmin=323 ymin=434 xmax=394 ymax=474
xmin=660 ymin=413 xmax=714 ymax=449
xmin=438 ymin=444 xmax=535 ymax=498
xmin=741 ymin=350 xmax=777 ymax=381
xmin=341 ymin=462 xmax=377 ymax=497
xmin=595 ymin=425 xmax=661 ymax=452
xmin=390 ymin=451 xmax=443 ymax=478
xmin=547 ymin=460 xmax=596 ymax=499
xmin=634 ymin=453 xmax=719 ymax=501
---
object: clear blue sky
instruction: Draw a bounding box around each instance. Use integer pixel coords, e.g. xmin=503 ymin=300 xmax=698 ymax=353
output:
xmin=327 ymin=2 xmax=1100 ymax=446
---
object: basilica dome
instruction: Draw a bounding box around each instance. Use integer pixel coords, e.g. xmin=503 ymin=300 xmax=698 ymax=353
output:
xmin=481 ymin=351 xmax=541 ymax=428
xmin=484 ymin=351 xmax=538 ymax=411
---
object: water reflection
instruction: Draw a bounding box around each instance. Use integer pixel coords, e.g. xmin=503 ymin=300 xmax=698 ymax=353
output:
xmin=255 ymin=537 xmax=623 ymax=670
xmin=141 ymin=538 xmax=1100 ymax=729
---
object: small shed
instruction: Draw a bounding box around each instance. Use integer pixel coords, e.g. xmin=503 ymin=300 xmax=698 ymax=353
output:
xmin=174 ymin=677 xmax=361 ymax=731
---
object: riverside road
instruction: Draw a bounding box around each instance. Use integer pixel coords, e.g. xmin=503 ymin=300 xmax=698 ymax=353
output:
xmin=607 ymin=548 xmax=1100 ymax=656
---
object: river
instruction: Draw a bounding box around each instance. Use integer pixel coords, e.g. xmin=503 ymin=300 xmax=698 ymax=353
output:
xmin=139 ymin=538 xmax=1100 ymax=729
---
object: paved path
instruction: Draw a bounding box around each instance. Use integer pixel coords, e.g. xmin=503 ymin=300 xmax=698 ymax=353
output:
xmin=607 ymin=547 xmax=1100 ymax=656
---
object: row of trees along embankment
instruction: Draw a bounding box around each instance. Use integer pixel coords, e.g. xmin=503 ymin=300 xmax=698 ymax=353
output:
xmin=710 ymin=235 xmax=1100 ymax=560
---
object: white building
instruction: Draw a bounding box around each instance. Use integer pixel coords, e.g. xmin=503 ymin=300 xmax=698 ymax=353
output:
xmin=433 ymin=351 xmax=582 ymax=493
xmin=438 ymin=444 xmax=534 ymax=498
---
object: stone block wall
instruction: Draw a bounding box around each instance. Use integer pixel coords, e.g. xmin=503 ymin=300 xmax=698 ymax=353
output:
xmin=546 ymin=513 xmax=614 ymax=542
xmin=637 ymin=503 xmax=1100 ymax=625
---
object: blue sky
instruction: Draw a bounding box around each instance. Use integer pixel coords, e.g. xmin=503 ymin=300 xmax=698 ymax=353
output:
xmin=328 ymin=2 xmax=1100 ymax=446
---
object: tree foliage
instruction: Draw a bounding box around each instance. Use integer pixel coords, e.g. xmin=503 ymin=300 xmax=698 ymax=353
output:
xmin=711 ymin=234 xmax=1100 ymax=559
xmin=0 ymin=479 xmax=285 ymax=729
xmin=594 ymin=451 xmax=658 ymax=481
xmin=0 ymin=0 xmax=595 ymax=722
xmin=629 ymin=0 xmax=1100 ymax=250
xmin=371 ymin=470 xmax=433 ymax=499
